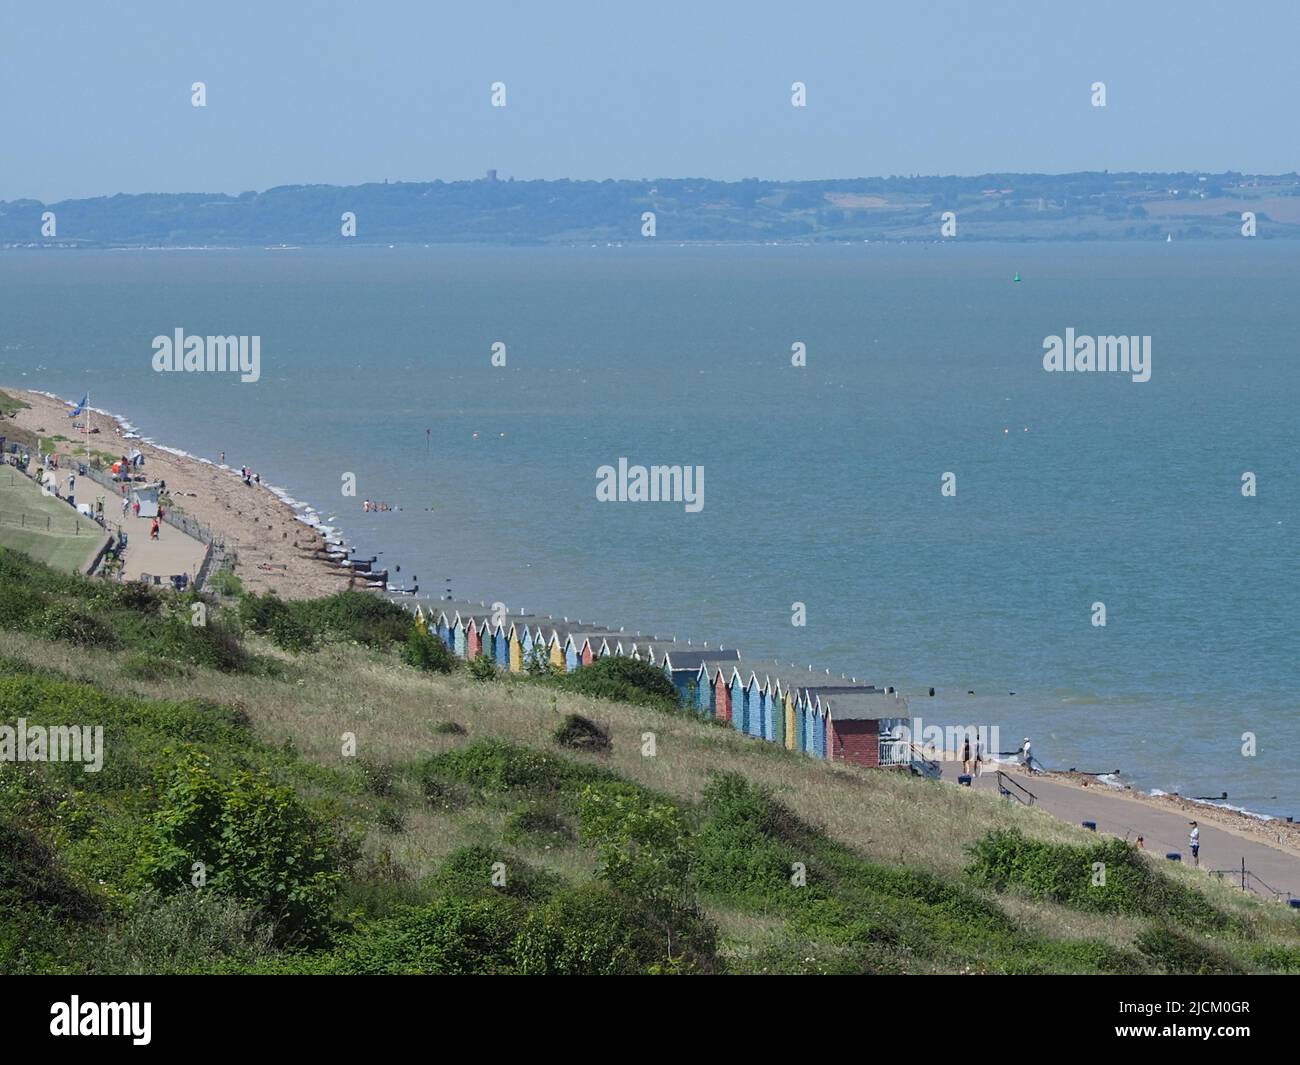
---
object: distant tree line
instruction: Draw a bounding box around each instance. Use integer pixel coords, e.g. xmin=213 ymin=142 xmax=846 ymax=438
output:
xmin=2 ymin=171 xmax=1297 ymax=246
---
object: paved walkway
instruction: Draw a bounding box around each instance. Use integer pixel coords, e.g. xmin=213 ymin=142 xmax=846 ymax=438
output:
xmin=940 ymin=760 xmax=1300 ymax=902
xmin=110 ymin=512 xmax=208 ymax=586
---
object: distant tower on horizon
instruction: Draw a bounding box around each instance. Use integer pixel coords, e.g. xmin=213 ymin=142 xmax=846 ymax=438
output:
xmin=486 ymin=169 xmax=498 ymax=182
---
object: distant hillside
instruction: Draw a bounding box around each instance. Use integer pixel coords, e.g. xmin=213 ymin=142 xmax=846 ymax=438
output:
xmin=3 ymin=172 xmax=1299 ymax=247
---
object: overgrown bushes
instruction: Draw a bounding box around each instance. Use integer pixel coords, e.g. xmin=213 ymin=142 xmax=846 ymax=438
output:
xmin=467 ymin=653 xmax=496 ymax=681
xmin=238 ymin=589 xmax=413 ymax=652
xmin=965 ymin=828 xmax=1229 ymax=930
xmin=1134 ymin=925 xmax=1242 ymax=975
xmin=334 ymin=895 xmax=526 ymax=975
xmin=554 ymin=654 xmax=679 ymax=707
xmin=133 ymin=749 xmax=344 ymax=944
xmin=0 ymin=548 xmax=251 ymax=672
xmin=237 ymin=592 xmax=314 ymax=652
xmin=514 ymin=884 xmax=678 ymax=975
xmin=401 ymin=627 xmax=455 ymax=673
xmin=552 ymin=713 xmax=610 ymax=752
xmin=292 ymin=591 xmax=412 ymax=649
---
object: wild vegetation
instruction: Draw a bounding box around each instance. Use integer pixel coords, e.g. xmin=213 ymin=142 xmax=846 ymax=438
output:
xmin=2 ymin=545 xmax=1299 ymax=974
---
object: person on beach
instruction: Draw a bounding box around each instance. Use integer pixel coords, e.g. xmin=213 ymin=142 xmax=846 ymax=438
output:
xmin=1189 ymin=822 xmax=1200 ymax=867
xmin=121 ymin=496 xmax=129 ymax=517
xmin=1021 ymin=737 xmax=1033 ymax=773
xmin=1135 ymin=836 xmax=1144 ymax=850
xmin=962 ymin=737 xmax=971 ymax=775
xmin=150 ymin=518 xmax=160 ymax=541
xmin=974 ymin=738 xmax=983 ymax=776
xmin=132 ymin=499 xmax=140 ymax=517
xmin=219 ymin=451 xmax=225 ymax=465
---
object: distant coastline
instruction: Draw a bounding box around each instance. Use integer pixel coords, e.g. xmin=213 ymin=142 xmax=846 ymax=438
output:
xmin=4 ymin=170 xmax=1300 ymax=247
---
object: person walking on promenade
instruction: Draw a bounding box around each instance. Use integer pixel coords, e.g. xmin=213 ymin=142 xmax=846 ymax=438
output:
xmin=150 ymin=517 xmax=160 ymax=541
xmin=962 ymin=737 xmax=972 ymax=775
xmin=1189 ymin=822 xmax=1200 ymax=867
xmin=1021 ymin=736 xmax=1034 ymax=774
xmin=974 ymin=737 xmax=983 ymax=776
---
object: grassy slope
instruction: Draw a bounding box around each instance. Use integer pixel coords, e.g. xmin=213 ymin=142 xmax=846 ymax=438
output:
xmin=0 ymin=390 xmax=30 ymax=418
xmin=2 ymin=547 xmax=1299 ymax=975
xmin=0 ymin=472 xmax=103 ymax=571
xmin=0 ymin=390 xmax=40 ymax=454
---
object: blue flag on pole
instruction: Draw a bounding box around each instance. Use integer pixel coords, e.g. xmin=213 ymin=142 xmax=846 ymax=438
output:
xmin=68 ymin=395 xmax=86 ymax=418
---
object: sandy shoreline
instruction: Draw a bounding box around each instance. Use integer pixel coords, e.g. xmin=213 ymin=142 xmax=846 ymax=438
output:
xmin=2 ymin=387 xmax=354 ymax=599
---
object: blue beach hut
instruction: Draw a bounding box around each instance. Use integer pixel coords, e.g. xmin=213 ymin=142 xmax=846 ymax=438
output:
xmin=729 ymin=668 xmax=748 ymax=733
xmin=745 ymin=673 xmax=764 ymax=739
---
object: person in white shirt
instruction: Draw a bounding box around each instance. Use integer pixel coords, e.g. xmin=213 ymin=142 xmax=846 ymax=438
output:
xmin=1021 ymin=737 xmax=1033 ymax=773
xmin=1189 ymin=821 xmax=1200 ymax=867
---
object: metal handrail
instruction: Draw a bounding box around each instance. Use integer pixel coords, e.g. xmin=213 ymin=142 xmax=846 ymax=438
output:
xmin=996 ymin=769 xmax=1037 ymax=806
xmin=1208 ymin=863 xmax=1293 ymax=902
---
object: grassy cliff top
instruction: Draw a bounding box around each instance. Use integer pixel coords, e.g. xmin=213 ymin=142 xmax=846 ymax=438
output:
xmin=2 ymin=547 xmax=1297 ymax=975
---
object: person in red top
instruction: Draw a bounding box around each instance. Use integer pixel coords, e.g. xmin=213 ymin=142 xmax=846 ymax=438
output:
xmin=150 ymin=518 xmax=159 ymax=541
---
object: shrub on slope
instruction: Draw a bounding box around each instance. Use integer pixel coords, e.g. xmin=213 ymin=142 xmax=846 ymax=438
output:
xmin=965 ymin=828 xmax=1228 ymax=931
xmin=555 ymin=655 xmax=679 ymax=708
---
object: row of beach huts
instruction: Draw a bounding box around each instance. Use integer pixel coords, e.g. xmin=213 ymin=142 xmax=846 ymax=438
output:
xmin=410 ymin=600 xmax=917 ymax=771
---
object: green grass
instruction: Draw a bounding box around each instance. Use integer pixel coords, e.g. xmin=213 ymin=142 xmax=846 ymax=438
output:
xmin=0 ymin=473 xmax=103 ymax=572
xmin=0 ymin=390 xmax=30 ymax=417
xmin=2 ymin=545 xmax=1300 ymax=975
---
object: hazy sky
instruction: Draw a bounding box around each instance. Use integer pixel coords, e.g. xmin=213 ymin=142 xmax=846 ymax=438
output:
xmin=3 ymin=0 xmax=1295 ymax=202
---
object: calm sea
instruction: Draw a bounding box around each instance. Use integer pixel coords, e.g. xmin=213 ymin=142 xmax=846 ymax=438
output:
xmin=2 ymin=242 xmax=1296 ymax=815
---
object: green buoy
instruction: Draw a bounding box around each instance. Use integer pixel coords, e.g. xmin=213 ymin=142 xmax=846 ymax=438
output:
xmin=1013 ymin=273 xmax=1021 ymax=282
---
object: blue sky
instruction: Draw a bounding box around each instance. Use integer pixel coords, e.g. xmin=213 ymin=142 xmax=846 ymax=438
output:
xmin=2 ymin=0 xmax=1295 ymax=201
